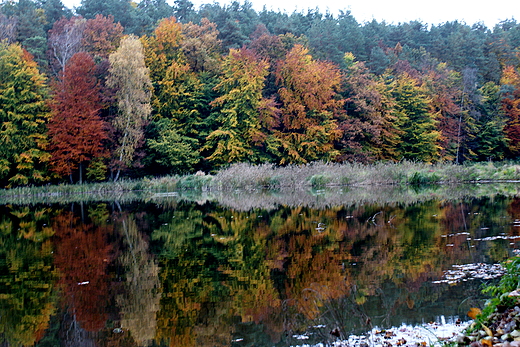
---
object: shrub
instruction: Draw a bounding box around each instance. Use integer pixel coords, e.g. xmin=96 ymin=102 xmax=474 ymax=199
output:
xmin=408 ymin=171 xmax=441 ymax=185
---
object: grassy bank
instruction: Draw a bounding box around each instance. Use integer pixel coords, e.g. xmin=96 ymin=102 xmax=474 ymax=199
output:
xmin=1 ymin=161 xmax=520 ymax=204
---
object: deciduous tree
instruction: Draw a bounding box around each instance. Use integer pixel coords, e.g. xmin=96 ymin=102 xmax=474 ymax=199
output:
xmin=273 ymin=44 xmax=343 ymax=164
xmin=82 ymin=14 xmax=124 ymax=59
xmin=107 ymin=35 xmax=152 ymax=180
xmin=0 ymin=13 xmax=17 ymax=43
xmin=47 ymin=52 xmax=108 ymax=183
xmin=501 ymin=65 xmax=520 ymax=157
xmin=48 ymin=16 xmax=86 ymax=74
xmin=386 ymin=72 xmax=440 ymax=162
xmin=338 ymin=53 xmax=399 ymax=162
xmin=180 ymin=18 xmax=222 ymax=73
xmin=204 ymin=48 xmax=270 ymax=166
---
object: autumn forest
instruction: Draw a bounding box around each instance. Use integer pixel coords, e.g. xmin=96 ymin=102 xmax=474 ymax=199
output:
xmin=2 ymin=0 xmax=520 ymax=187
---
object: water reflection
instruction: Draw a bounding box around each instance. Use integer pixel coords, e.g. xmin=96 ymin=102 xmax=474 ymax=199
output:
xmin=0 ymin=193 xmax=519 ymax=346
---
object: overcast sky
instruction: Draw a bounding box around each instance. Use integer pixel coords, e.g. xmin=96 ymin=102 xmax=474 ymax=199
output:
xmin=65 ymin=0 xmax=519 ymax=28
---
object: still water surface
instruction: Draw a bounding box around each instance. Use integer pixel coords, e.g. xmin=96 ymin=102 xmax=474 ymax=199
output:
xmin=1 ymin=187 xmax=520 ymax=346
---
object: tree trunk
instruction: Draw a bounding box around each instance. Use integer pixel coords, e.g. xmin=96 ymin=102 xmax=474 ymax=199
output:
xmin=79 ymin=161 xmax=83 ymax=184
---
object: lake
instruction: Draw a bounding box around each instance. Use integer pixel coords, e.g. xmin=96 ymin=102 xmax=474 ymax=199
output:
xmin=1 ymin=184 xmax=519 ymax=346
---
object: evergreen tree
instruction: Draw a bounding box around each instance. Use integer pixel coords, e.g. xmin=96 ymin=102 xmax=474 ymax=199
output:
xmin=77 ymin=0 xmax=137 ymax=33
xmin=466 ymin=81 xmax=507 ymax=161
xmin=3 ymin=0 xmax=48 ymax=68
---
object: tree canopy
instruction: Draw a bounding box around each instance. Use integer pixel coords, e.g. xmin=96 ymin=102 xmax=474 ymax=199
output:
xmin=2 ymin=0 xmax=520 ymax=186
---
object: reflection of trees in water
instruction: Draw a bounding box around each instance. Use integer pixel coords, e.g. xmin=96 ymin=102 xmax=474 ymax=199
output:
xmin=2 ymin=194 xmax=515 ymax=346
xmin=52 ymin=210 xmax=113 ymax=332
xmin=60 ymin=311 xmax=97 ymax=347
xmin=0 ymin=206 xmax=58 ymax=346
xmin=115 ymin=211 xmax=160 ymax=347
xmin=149 ymin=200 xmax=487 ymax=345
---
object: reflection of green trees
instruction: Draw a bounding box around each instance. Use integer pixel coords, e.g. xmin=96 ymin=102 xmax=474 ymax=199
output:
xmin=153 ymin=204 xmax=234 ymax=346
xmin=342 ymin=201 xmax=444 ymax=295
xmin=0 ymin=206 xmax=58 ymax=346
xmin=116 ymin=212 xmax=161 ymax=346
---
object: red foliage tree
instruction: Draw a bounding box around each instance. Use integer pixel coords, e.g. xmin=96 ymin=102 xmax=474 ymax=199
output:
xmin=47 ymin=52 xmax=108 ymax=183
xmin=82 ymin=14 xmax=124 ymax=59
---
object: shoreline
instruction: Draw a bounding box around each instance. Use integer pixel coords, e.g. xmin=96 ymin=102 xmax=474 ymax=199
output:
xmin=294 ymin=320 xmax=471 ymax=347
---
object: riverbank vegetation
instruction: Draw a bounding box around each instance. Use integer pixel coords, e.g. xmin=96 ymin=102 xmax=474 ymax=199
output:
xmin=458 ymin=255 xmax=520 ymax=345
xmin=2 ymin=1 xmax=520 ymax=188
xmin=2 ymin=161 xmax=520 ymax=205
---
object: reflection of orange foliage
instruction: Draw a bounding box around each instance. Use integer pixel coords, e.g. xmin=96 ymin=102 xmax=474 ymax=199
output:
xmin=506 ymin=198 xmax=520 ymax=244
xmin=265 ymin=207 xmax=352 ymax=319
xmin=440 ymin=201 xmax=471 ymax=236
xmin=508 ymin=198 xmax=520 ymax=224
xmin=53 ymin=211 xmax=113 ymax=332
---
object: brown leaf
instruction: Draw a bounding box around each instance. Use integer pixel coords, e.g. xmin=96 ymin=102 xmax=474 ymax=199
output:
xmin=467 ymin=307 xmax=482 ymax=320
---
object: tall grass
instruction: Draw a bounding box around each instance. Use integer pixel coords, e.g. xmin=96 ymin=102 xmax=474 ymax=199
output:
xmin=211 ymin=161 xmax=520 ymax=190
xmin=2 ymin=161 xmax=520 ymax=205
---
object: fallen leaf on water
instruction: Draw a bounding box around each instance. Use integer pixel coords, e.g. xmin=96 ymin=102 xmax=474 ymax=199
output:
xmin=480 ymin=338 xmax=493 ymax=347
xmin=467 ymin=307 xmax=482 ymax=320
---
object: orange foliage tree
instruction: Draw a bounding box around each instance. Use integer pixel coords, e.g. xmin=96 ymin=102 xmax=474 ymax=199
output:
xmin=82 ymin=14 xmax=124 ymax=59
xmin=274 ymin=45 xmax=343 ymax=164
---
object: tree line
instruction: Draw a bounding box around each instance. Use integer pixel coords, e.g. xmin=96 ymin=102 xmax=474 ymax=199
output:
xmin=1 ymin=0 xmax=520 ymax=187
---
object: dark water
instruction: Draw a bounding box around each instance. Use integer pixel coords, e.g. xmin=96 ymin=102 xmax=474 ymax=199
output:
xmin=1 ymin=190 xmax=520 ymax=346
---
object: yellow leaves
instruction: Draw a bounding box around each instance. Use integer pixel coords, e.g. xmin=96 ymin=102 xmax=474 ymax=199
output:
xmin=501 ymin=66 xmax=520 ymax=87
xmin=467 ymin=307 xmax=494 ymax=341
xmin=482 ymin=324 xmax=494 ymax=337
xmin=154 ymin=17 xmax=183 ymax=52
xmin=480 ymin=338 xmax=493 ymax=347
